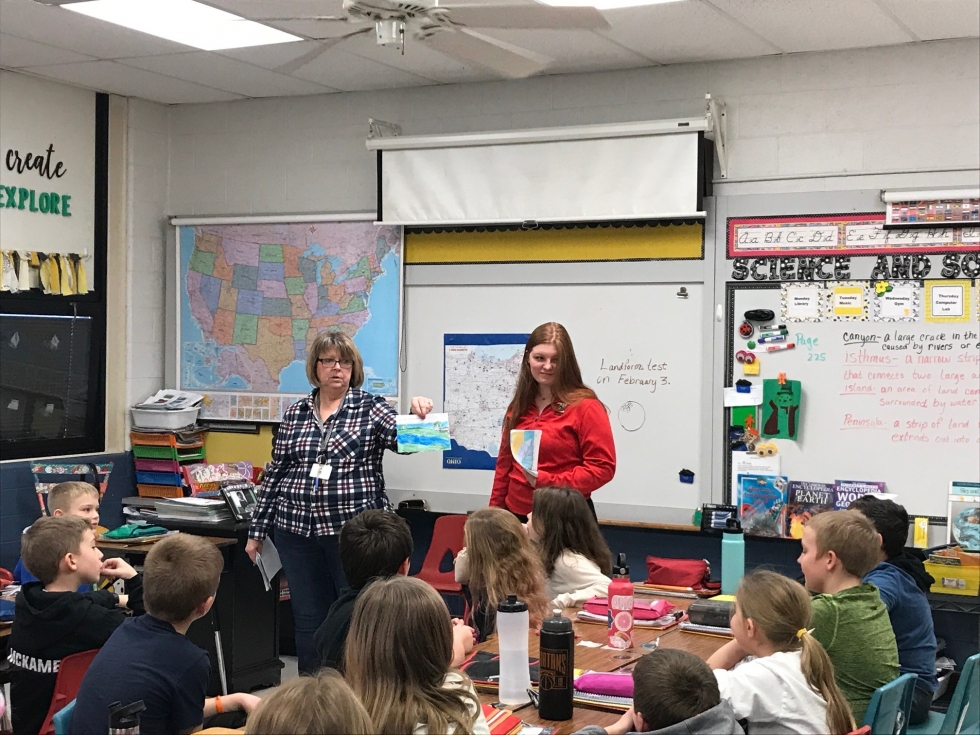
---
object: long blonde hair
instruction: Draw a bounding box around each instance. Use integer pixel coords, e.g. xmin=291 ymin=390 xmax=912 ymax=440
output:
xmin=244 ymin=670 xmax=374 ymax=734
xmin=736 ymin=571 xmax=855 ymax=735
xmin=344 ymin=576 xmax=479 ymax=735
xmin=502 ymin=322 xmax=598 ymax=436
xmin=463 ymin=507 xmax=550 ymax=627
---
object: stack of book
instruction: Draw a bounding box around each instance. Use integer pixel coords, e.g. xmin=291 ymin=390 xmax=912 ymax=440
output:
xmin=155 ymin=497 xmax=233 ymax=523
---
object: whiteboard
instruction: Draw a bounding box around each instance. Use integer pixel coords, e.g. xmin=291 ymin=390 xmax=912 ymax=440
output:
xmin=727 ymin=284 xmax=980 ymax=519
xmin=384 ymin=283 xmax=704 ymax=519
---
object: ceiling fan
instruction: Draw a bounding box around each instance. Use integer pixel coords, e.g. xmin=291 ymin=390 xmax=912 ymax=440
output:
xmin=259 ymin=1 xmax=610 ymax=79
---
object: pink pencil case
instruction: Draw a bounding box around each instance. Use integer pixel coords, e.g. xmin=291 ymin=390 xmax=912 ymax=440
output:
xmin=583 ymin=597 xmax=674 ymax=620
xmin=575 ymin=671 xmax=633 ymax=697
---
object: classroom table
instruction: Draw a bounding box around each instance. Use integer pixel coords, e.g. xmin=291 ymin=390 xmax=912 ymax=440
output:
xmin=473 ymin=595 xmax=731 ymax=732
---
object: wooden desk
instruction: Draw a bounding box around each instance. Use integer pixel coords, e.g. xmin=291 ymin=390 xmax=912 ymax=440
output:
xmin=474 ymin=596 xmax=731 ymax=731
xmin=97 ymin=535 xmax=237 ymax=553
xmin=478 ymin=691 xmax=625 ymax=732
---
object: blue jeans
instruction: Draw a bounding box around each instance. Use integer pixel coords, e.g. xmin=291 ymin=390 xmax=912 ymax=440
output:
xmin=274 ymin=528 xmax=348 ymax=674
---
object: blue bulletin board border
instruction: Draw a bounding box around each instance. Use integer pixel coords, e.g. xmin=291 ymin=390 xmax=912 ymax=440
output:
xmin=442 ymin=333 xmax=530 ymax=471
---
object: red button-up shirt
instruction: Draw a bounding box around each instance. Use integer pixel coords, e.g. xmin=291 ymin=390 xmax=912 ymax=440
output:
xmin=490 ymin=397 xmax=616 ymax=516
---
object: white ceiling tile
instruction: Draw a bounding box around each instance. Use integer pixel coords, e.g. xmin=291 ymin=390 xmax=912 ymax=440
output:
xmin=341 ymin=32 xmax=497 ymax=84
xmin=118 ymin=52 xmax=338 ymax=97
xmin=600 ymin=1 xmax=779 ymax=64
xmin=23 ymin=61 xmax=242 ymax=104
xmin=478 ymin=29 xmax=648 ymax=74
xmin=876 ymin=0 xmax=980 ymax=41
xmin=0 ymin=0 xmax=193 ymax=58
xmin=204 ymin=0 xmax=347 ymax=19
xmin=0 ymin=33 xmax=96 ymax=67
xmin=706 ymin=0 xmax=914 ymax=52
xmin=218 ymin=40 xmax=332 ymax=71
xmin=291 ymin=48 xmax=437 ymax=90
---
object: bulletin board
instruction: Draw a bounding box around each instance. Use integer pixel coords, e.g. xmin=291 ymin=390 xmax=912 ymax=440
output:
xmin=725 ymin=280 xmax=980 ymax=520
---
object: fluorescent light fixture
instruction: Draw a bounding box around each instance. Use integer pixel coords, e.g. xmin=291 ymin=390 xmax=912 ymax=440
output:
xmin=63 ymin=0 xmax=302 ymax=51
xmin=535 ymin=0 xmax=684 ymax=9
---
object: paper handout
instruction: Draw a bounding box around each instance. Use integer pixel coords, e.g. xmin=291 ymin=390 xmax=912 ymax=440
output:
xmin=256 ymin=538 xmax=282 ymax=593
xmin=136 ymin=390 xmax=204 ymax=410
xmin=510 ymin=429 xmax=542 ymax=475
xmin=396 ymin=413 xmax=452 ymax=453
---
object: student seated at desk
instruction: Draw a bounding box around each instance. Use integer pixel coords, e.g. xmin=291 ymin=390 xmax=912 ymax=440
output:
xmin=14 ymin=481 xmax=108 ymax=585
xmin=849 ymin=495 xmax=939 ymax=725
xmin=707 ymin=570 xmax=855 ymax=735
xmin=455 ymin=507 xmax=549 ymax=641
xmin=314 ymin=509 xmax=465 ymax=672
xmin=574 ymin=649 xmax=745 ymax=735
xmin=8 ymin=516 xmax=143 ymax=735
xmin=345 ymin=576 xmax=488 ymax=735
xmin=527 ymin=486 xmax=612 ymax=609
xmin=69 ymin=534 xmax=260 ymax=735
xmin=244 ymin=669 xmax=374 ymax=735
xmin=798 ymin=511 xmax=899 ymax=723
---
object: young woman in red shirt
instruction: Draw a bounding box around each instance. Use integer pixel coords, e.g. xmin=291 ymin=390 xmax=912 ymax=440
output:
xmin=490 ymin=322 xmax=616 ymax=520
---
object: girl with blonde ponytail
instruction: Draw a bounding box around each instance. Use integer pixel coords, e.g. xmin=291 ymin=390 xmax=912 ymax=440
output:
xmin=706 ymin=570 xmax=855 ymax=735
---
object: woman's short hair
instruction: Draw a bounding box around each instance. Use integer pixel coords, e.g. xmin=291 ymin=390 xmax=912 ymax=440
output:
xmin=305 ymin=330 xmax=365 ymax=389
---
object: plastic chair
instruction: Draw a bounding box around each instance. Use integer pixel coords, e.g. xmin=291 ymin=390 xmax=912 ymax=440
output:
xmin=413 ymin=514 xmax=468 ymax=613
xmin=863 ymin=673 xmax=918 ymax=735
xmin=38 ymin=649 xmax=99 ymax=735
xmin=909 ymin=654 xmax=979 ymax=735
xmin=32 ymin=462 xmax=113 ymax=515
xmin=52 ymin=699 xmax=74 ymax=735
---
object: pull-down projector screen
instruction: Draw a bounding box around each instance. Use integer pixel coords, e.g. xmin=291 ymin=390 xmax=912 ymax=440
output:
xmin=369 ymin=121 xmax=708 ymax=226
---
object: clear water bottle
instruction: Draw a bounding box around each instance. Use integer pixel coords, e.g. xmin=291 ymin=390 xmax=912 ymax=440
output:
xmin=721 ymin=517 xmax=745 ymax=595
xmin=497 ymin=594 xmax=531 ymax=705
xmin=538 ymin=610 xmax=574 ymax=720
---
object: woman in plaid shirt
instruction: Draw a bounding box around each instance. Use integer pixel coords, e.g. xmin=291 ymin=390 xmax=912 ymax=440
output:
xmin=246 ymin=331 xmax=433 ymax=673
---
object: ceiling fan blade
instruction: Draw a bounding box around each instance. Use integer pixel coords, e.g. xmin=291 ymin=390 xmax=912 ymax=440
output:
xmin=421 ymin=27 xmax=550 ymax=78
xmin=254 ymin=16 xmax=350 ymax=22
xmin=443 ymin=4 xmax=609 ymax=30
xmin=275 ymin=27 xmax=372 ymax=73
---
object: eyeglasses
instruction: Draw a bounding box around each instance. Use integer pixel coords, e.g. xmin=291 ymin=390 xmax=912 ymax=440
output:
xmin=317 ymin=358 xmax=354 ymax=369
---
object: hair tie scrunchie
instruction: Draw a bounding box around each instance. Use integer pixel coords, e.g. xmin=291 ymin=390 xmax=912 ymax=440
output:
xmin=797 ymin=628 xmax=810 ymax=640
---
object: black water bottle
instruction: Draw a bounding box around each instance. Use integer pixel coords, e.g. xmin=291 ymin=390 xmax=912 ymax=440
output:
xmin=108 ymin=700 xmax=146 ymax=735
xmin=538 ymin=611 xmax=574 ymax=720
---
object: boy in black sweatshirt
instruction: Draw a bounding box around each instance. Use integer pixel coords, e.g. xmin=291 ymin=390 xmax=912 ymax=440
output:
xmin=7 ymin=515 xmax=143 ymax=735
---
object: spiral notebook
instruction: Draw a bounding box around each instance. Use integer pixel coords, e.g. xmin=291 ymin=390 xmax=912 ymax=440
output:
xmin=572 ymin=690 xmax=633 ymax=712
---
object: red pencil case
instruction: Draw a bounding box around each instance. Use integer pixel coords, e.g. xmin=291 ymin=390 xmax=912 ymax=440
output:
xmin=645 ymin=556 xmax=720 ymax=591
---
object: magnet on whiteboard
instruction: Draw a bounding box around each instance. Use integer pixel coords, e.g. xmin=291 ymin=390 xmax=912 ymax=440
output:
xmin=716 ymin=305 xmax=723 ymax=322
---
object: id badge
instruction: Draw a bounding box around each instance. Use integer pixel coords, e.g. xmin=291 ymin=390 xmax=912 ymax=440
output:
xmin=318 ymin=464 xmax=333 ymax=481
xmin=309 ymin=463 xmax=322 ymax=479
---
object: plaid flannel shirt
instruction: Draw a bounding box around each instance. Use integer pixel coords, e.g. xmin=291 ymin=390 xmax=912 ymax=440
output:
xmin=249 ymin=388 xmax=398 ymax=540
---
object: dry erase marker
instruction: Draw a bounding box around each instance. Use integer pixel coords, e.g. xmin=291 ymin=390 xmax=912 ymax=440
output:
xmin=760 ymin=324 xmax=786 ymax=332
xmin=758 ymin=329 xmax=788 ymax=337
xmin=757 ymin=334 xmax=788 ymax=344
xmin=766 ymin=342 xmax=795 ymax=352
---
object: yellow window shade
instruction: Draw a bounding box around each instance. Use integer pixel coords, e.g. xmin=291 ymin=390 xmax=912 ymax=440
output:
xmin=405 ymin=223 xmax=703 ymax=264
